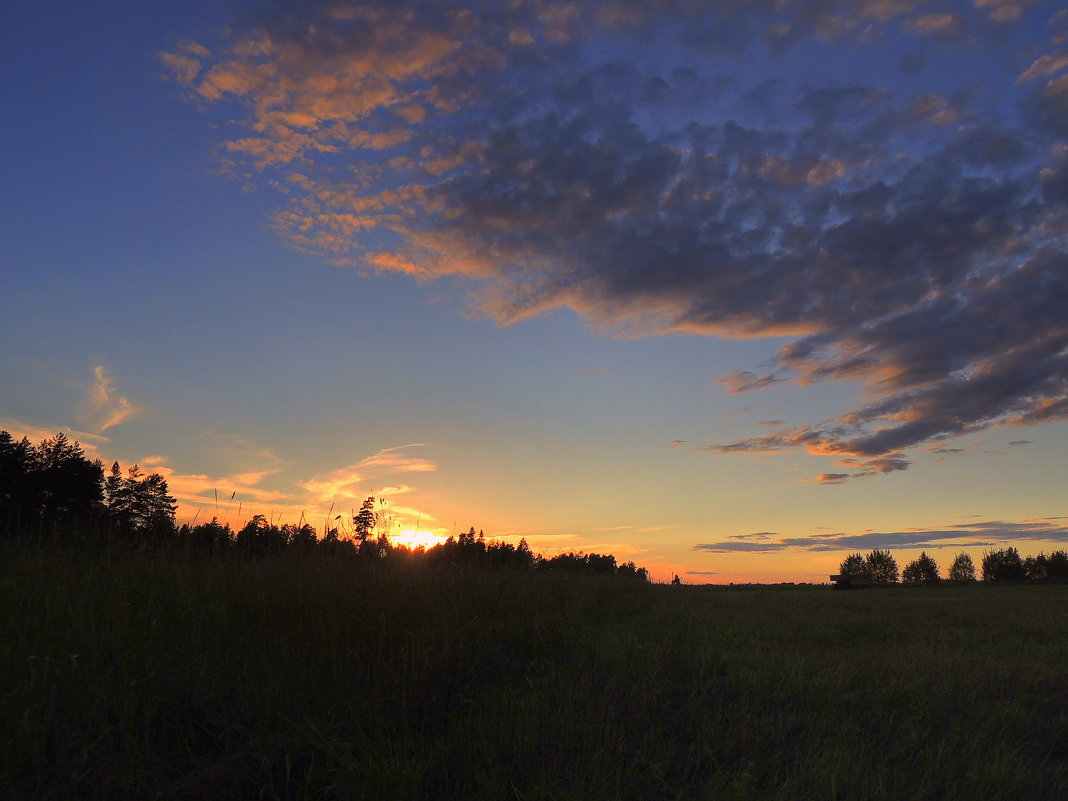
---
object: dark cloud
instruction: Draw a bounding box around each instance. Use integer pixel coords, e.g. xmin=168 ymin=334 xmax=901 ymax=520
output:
xmin=693 ymin=541 xmax=786 ymax=553
xmin=813 ymin=473 xmax=850 ymax=484
xmin=169 ymin=1 xmax=1068 ymax=482
xmin=693 ymin=519 xmax=1068 ymax=554
xmin=1008 ymin=439 xmax=1033 ymax=446
xmin=715 ymin=370 xmax=787 ymax=394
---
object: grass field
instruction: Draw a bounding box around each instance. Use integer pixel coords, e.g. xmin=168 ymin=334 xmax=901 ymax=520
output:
xmin=3 ymin=541 xmax=1067 ymax=800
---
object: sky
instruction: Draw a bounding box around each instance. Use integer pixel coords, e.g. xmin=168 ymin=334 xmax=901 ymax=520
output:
xmin=2 ymin=0 xmax=1067 ymax=582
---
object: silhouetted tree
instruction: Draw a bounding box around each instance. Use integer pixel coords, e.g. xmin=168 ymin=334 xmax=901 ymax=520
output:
xmin=0 ymin=432 xmax=38 ymax=529
xmin=354 ymin=496 xmax=377 ymax=547
xmin=865 ymin=549 xmax=899 ymax=584
xmin=515 ymin=537 xmax=535 ymax=570
xmin=838 ymin=553 xmax=866 ymax=577
xmin=948 ymin=552 xmax=976 ymax=582
xmin=236 ymin=514 xmax=289 ymax=555
xmin=902 ymin=552 xmax=940 ymax=584
xmin=1022 ymin=551 xmax=1068 ymax=583
xmin=1046 ymin=551 xmax=1068 ymax=582
xmin=1023 ymin=553 xmax=1047 ymax=583
xmin=982 ymin=547 xmax=1026 ymax=582
xmin=104 ymin=462 xmax=177 ymax=538
xmin=283 ymin=522 xmax=317 ymax=549
xmin=180 ymin=517 xmax=232 ymax=552
xmin=34 ymin=433 xmax=104 ymax=525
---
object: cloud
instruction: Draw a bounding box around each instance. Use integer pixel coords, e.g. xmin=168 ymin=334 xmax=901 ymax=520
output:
xmin=715 ymin=370 xmax=787 ymax=394
xmin=1018 ymin=50 xmax=1068 ymax=82
xmin=298 ymin=444 xmax=435 ymax=502
xmin=907 ymin=13 xmax=965 ymax=36
xmin=692 ymin=518 xmax=1068 ymax=553
xmin=693 ymin=540 xmax=787 ymax=553
xmin=812 ymin=473 xmax=851 ymax=484
xmin=972 ymin=0 xmax=1046 ymax=24
xmin=168 ymin=2 xmax=1068 ymax=480
xmin=81 ymin=366 xmax=140 ymax=433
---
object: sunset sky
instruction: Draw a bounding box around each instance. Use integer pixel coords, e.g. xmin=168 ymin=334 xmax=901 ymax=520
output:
xmin=3 ymin=0 xmax=1067 ymax=582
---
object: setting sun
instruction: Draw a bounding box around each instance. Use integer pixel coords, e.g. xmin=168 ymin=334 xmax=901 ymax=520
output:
xmin=391 ymin=529 xmax=448 ymax=550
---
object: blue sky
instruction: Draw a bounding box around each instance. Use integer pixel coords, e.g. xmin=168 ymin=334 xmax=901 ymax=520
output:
xmin=3 ymin=1 xmax=1067 ymax=581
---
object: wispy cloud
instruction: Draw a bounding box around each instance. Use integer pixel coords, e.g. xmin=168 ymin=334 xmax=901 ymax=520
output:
xmin=81 ymin=366 xmax=139 ymax=433
xmin=299 ymin=444 xmax=437 ymax=503
xmin=357 ymin=444 xmax=436 ymax=473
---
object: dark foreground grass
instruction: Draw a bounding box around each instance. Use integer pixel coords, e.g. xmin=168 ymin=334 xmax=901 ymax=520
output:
xmin=3 ymin=542 xmax=1067 ymax=800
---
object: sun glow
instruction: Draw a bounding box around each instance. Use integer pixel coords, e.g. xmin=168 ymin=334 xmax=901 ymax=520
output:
xmin=391 ymin=529 xmax=448 ymax=550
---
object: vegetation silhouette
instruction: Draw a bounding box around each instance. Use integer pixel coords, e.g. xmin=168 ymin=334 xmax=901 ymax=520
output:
xmin=982 ymin=547 xmax=1027 ymax=583
xmin=0 ymin=430 xmax=648 ymax=580
xmin=836 ymin=547 xmax=1068 ymax=586
xmin=6 ymin=430 xmax=1068 ymax=798
xmin=836 ymin=550 xmax=898 ymax=584
xmin=902 ymin=551 xmax=940 ymax=584
xmin=949 ymin=551 xmax=978 ymax=582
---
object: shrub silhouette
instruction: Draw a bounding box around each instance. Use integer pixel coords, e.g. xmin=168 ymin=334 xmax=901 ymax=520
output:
xmin=902 ymin=552 xmax=940 ymax=584
xmin=838 ymin=552 xmax=867 ymax=577
xmin=982 ymin=547 xmax=1026 ymax=583
xmin=865 ymin=549 xmax=899 ymax=584
xmin=948 ymin=552 xmax=977 ymax=582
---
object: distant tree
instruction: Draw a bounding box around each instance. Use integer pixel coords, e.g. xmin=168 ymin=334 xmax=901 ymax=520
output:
xmin=586 ymin=552 xmax=617 ymax=574
xmin=1046 ymin=551 xmax=1068 ymax=581
xmin=982 ymin=547 xmax=1026 ymax=582
xmin=865 ymin=549 xmax=899 ymax=584
xmin=283 ymin=522 xmax=317 ymax=549
xmin=458 ymin=526 xmax=477 ymax=547
xmin=105 ymin=462 xmax=177 ymax=537
xmin=236 ymin=514 xmax=290 ymax=555
xmin=1022 ymin=551 xmax=1068 ymax=583
xmin=838 ymin=553 xmax=867 ymax=577
xmin=1023 ymin=553 xmax=1047 ymax=583
xmin=902 ymin=551 xmax=940 ymax=584
xmin=0 ymin=432 xmax=38 ymax=529
xmin=948 ymin=552 xmax=976 ymax=582
xmin=35 ymin=433 xmax=104 ymax=524
xmin=353 ymin=496 xmax=377 ymax=547
xmin=515 ymin=537 xmax=535 ymax=570
xmin=181 ymin=517 xmax=232 ymax=552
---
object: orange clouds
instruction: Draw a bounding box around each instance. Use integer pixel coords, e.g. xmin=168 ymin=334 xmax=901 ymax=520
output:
xmin=81 ymin=366 xmax=140 ymax=434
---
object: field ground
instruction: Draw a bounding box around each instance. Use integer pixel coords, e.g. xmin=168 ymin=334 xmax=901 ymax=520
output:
xmin=3 ymin=542 xmax=1067 ymax=800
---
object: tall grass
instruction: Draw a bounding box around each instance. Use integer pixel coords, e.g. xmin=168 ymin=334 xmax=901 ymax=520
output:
xmin=3 ymin=540 xmax=1067 ymax=800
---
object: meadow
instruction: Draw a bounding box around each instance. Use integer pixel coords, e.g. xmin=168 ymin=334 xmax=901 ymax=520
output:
xmin=3 ymin=541 xmax=1067 ymax=800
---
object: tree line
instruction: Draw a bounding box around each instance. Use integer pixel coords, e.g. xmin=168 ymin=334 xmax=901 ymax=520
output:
xmin=0 ymin=430 xmax=649 ymax=580
xmin=838 ymin=547 xmax=1068 ymax=585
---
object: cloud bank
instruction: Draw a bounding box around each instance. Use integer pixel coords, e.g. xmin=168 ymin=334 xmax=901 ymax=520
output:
xmin=166 ymin=1 xmax=1068 ymax=478
xmin=693 ymin=518 xmax=1068 ymax=553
